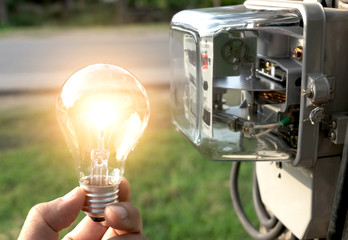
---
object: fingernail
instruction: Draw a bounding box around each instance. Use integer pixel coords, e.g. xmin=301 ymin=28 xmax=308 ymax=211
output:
xmin=111 ymin=205 xmax=128 ymax=220
xmin=62 ymin=187 xmax=78 ymax=200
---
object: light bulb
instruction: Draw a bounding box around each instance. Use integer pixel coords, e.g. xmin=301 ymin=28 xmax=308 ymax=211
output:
xmin=56 ymin=64 xmax=150 ymax=221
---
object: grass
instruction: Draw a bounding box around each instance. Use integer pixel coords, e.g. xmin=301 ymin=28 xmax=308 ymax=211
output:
xmin=0 ymin=88 xmax=256 ymax=240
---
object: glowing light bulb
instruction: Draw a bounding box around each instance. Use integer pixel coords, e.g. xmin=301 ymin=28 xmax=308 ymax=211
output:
xmin=56 ymin=64 xmax=150 ymax=221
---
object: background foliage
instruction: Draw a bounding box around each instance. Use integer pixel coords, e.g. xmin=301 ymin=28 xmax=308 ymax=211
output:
xmin=0 ymin=0 xmax=244 ymax=26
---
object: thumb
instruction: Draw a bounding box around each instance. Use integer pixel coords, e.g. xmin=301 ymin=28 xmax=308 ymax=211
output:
xmin=105 ymin=202 xmax=143 ymax=235
xmin=18 ymin=187 xmax=85 ymax=240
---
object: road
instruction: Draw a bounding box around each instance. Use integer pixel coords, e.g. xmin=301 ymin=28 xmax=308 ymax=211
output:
xmin=0 ymin=26 xmax=170 ymax=92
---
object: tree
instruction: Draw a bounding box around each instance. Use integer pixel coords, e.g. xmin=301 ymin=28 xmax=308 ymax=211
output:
xmin=115 ymin=0 xmax=127 ymax=24
xmin=213 ymin=0 xmax=221 ymax=6
xmin=0 ymin=0 xmax=8 ymax=25
xmin=62 ymin=0 xmax=72 ymax=19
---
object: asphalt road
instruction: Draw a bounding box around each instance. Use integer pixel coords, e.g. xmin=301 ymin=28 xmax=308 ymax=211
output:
xmin=0 ymin=26 xmax=170 ymax=92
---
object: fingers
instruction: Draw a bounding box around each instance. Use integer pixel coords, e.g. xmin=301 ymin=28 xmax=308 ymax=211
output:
xmin=18 ymin=187 xmax=85 ymax=240
xmin=102 ymin=228 xmax=148 ymax=240
xmin=63 ymin=178 xmax=133 ymax=240
xmin=105 ymin=202 xmax=143 ymax=235
xmin=118 ymin=177 xmax=131 ymax=202
xmin=108 ymin=234 xmax=148 ymax=240
xmin=63 ymin=216 xmax=108 ymax=240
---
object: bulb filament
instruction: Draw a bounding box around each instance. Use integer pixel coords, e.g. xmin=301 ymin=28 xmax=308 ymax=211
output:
xmin=90 ymin=147 xmax=110 ymax=186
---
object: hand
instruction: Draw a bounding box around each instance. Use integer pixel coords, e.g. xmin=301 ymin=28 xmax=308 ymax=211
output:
xmin=18 ymin=178 xmax=147 ymax=240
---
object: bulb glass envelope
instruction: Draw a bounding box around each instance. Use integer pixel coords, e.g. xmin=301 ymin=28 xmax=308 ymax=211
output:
xmin=170 ymin=3 xmax=312 ymax=161
xmin=56 ymin=64 xmax=150 ymax=186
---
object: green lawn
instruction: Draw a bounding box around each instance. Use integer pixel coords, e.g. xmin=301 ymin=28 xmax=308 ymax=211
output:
xmin=0 ymin=88 xmax=255 ymax=240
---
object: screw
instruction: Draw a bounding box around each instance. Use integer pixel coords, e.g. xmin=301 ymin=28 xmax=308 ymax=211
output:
xmin=330 ymin=120 xmax=337 ymax=130
xmin=243 ymin=126 xmax=249 ymax=134
xmin=275 ymin=162 xmax=282 ymax=169
xmin=329 ymin=131 xmax=336 ymax=141
xmin=292 ymin=46 xmax=303 ymax=61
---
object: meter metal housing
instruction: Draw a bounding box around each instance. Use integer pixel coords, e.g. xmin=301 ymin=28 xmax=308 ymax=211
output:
xmin=170 ymin=1 xmax=348 ymax=166
xmin=170 ymin=1 xmax=348 ymax=239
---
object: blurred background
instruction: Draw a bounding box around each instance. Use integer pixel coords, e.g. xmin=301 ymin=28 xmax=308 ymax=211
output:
xmin=0 ymin=0 xmax=243 ymax=26
xmin=0 ymin=0 xmax=261 ymax=239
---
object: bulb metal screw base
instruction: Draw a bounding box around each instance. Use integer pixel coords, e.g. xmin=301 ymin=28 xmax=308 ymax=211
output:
xmin=81 ymin=181 xmax=119 ymax=222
